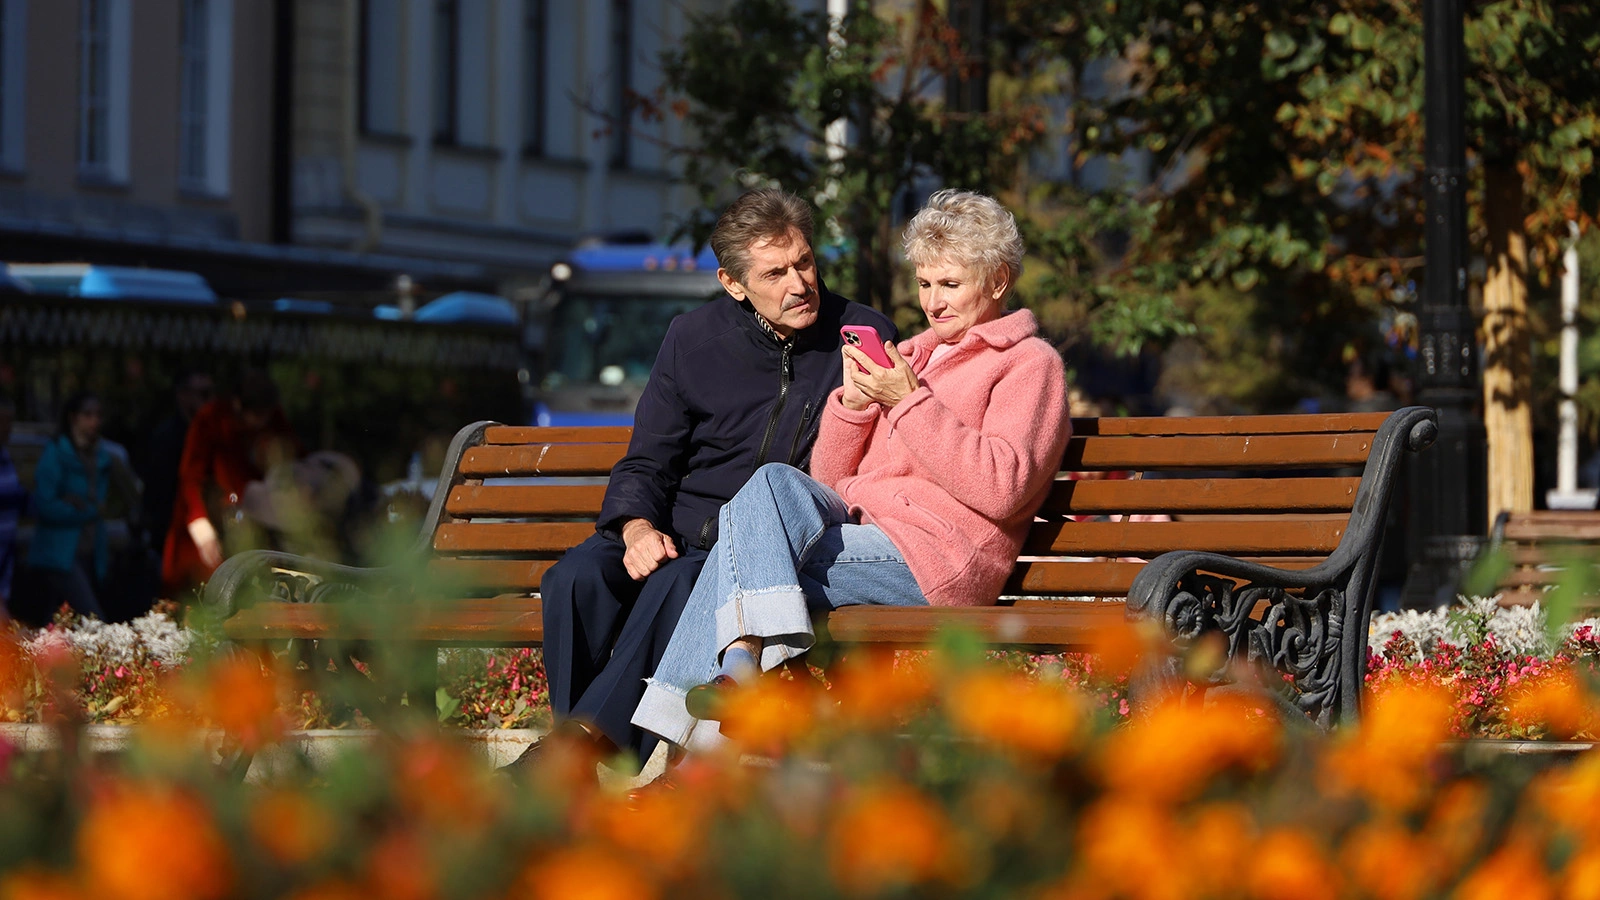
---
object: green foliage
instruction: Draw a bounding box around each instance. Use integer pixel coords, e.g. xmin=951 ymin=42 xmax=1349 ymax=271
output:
xmin=657 ymin=0 xmax=1044 ymax=314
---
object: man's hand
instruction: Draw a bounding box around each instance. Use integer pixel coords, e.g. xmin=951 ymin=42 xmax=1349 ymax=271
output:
xmin=843 ymin=342 xmax=920 ymax=409
xmin=188 ymin=518 xmax=224 ymax=569
xmin=621 ymin=518 xmax=678 ymax=581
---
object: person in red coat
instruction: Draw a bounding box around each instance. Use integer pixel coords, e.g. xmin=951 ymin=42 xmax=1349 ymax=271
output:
xmin=161 ymin=371 xmax=300 ymax=596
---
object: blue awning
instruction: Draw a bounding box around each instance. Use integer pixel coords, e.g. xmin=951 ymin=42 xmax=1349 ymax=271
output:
xmin=5 ymin=263 xmax=217 ymax=304
xmin=413 ymin=291 xmax=518 ymax=326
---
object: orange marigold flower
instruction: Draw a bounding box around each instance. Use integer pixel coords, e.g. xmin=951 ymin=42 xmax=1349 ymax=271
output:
xmin=947 ymin=670 xmax=1084 ymax=763
xmin=1185 ymin=803 xmax=1256 ymax=896
xmin=1422 ymin=781 xmax=1489 ymax=874
xmin=0 ymin=869 xmax=81 ymax=900
xmin=1324 ymin=682 xmax=1454 ymax=812
xmin=515 ymin=845 xmax=658 ymax=900
xmin=831 ymin=649 xmax=934 ymax=726
xmin=716 ymin=677 xmax=816 ymax=757
xmin=77 ymin=782 xmax=232 ymax=900
xmin=1244 ymin=828 xmax=1339 ymax=900
xmin=1100 ymin=696 xmax=1277 ymax=804
xmin=1341 ymin=821 xmax=1437 ymax=900
xmin=1560 ymin=847 xmax=1600 ymax=900
xmin=591 ymin=786 xmax=710 ymax=878
xmin=394 ymin=735 xmax=498 ymax=832
xmin=283 ymin=881 xmax=365 ymax=900
xmin=1084 ymin=619 xmax=1152 ymax=679
xmin=829 ymin=783 xmax=958 ymax=895
xmin=196 ymin=656 xmax=284 ymax=752
xmin=1454 ymin=842 xmax=1553 ymax=900
xmin=1074 ymin=799 xmax=1187 ymax=900
xmin=361 ymin=829 xmax=436 ymax=900
xmin=1508 ymin=672 xmax=1598 ymax=739
xmin=249 ymin=789 xmax=336 ymax=868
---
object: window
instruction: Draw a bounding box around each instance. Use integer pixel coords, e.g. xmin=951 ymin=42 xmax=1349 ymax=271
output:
xmin=176 ymin=0 xmax=231 ymax=194
xmin=78 ymin=0 xmax=110 ymax=173
xmin=522 ymin=0 xmax=545 ymax=155
xmin=77 ymin=0 xmax=128 ymax=182
xmin=608 ymin=0 xmax=631 ymax=168
xmin=0 ymin=0 xmax=20 ymax=172
xmin=178 ymin=0 xmax=208 ymax=184
xmin=432 ymin=0 xmax=458 ymax=144
xmin=359 ymin=0 xmax=404 ymax=134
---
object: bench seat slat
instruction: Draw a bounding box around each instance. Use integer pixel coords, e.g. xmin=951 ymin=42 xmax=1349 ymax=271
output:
xmin=824 ymin=604 xmax=1125 ymax=648
xmin=1006 ymin=557 xmax=1323 ymax=595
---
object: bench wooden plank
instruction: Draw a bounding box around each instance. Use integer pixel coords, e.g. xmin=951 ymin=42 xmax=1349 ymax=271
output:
xmin=434 ymin=522 xmax=597 ymax=552
xmin=1040 ymin=477 xmax=1360 ymax=515
xmin=1065 ymin=434 xmax=1373 ymax=470
xmin=446 ymin=484 xmax=609 ymax=517
xmin=1005 ymin=557 xmax=1323 ymax=595
xmin=1021 ymin=519 xmax=1344 ymax=556
xmin=481 ymin=414 xmax=1391 ymax=444
xmin=484 ymin=426 xmax=634 ymax=444
xmin=458 ymin=434 xmax=1374 ymax=478
xmin=444 ymin=477 xmax=1364 ymax=519
xmin=460 ymin=444 xmax=627 ymax=477
xmin=824 ymin=603 xmax=1125 ymax=647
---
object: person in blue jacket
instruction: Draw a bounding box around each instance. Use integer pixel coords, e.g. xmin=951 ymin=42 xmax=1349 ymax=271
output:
xmin=508 ymin=189 xmax=894 ymax=775
xmin=26 ymin=392 xmax=112 ymax=619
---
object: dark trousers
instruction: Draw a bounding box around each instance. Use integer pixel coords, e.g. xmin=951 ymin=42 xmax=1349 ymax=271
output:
xmin=540 ymin=532 xmax=708 ymax=769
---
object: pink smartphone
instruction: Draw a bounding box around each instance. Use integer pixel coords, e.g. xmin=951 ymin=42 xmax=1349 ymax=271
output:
xmin=840 ymin=325 xmax=893 ymax=370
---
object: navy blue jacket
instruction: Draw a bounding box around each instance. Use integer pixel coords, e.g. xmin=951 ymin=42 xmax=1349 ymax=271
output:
xmin=597 ymin=288 xmax=895 ymax=550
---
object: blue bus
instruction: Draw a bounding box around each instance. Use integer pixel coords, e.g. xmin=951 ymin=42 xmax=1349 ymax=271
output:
xmin=531 ymin=241 xmax=722 ymax=426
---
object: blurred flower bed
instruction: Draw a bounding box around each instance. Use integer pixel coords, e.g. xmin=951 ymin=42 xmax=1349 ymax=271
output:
xmin=4 ymin=597 xmax=1598 ymax=740
xmin=1 ymin=618 xmax=1598 ymax=900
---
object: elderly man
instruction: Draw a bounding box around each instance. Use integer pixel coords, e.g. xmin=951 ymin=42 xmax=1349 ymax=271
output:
xmin=509 ymin=189 xmax=893 ymax=773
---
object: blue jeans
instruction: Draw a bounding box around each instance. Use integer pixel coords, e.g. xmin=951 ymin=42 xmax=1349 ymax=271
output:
xmin=631 ymin=464 xmax=927 ymax=751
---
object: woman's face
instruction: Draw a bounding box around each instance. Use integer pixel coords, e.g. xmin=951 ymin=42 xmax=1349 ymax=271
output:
xmin=915 ymin=260 xmax=1007 ymax=344
xmin=71 ymin=400 xmax=102 ymax=443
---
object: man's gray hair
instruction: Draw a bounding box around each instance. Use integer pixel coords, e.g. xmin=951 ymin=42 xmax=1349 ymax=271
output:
xmin=902 ymin=190 xmax=1024 ymax=298
xmin=710 ymin=189 xmax=815 ymax=284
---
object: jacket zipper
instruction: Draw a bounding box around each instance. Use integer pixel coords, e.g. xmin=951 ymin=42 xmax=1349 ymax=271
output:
xmin=755 ymin=342 xmax=793 ymax=466
xmin=697 ymin=516 xmax=714 ymax=549
xmin=786 ymin=400 xmax=816 ymax=466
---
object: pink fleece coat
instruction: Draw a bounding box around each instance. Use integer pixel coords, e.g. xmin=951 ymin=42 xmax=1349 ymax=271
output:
xmin=811 ymin=309 xmax=1071 ymax=607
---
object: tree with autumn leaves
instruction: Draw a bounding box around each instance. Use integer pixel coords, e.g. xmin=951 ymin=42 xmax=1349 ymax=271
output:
xmin=654 ymin=0 xmax=1600 ymax=472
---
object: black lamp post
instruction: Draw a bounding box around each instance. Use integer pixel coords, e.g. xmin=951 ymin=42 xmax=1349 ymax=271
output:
xmin=1401 ymin=0 xmax=1489 ymax=608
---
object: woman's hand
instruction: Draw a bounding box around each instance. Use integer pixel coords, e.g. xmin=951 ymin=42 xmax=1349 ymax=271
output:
xmin=840 ymin=352 xmax=873 ymax=411
xmin=843 ymin=342 xmax=920 ymax=409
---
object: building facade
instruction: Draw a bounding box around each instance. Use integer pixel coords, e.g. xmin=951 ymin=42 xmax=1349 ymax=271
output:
xmin=0 ymin=0 xmax=281 ymax=267
xmin=289 ymin=0 xmax=714 ymax=285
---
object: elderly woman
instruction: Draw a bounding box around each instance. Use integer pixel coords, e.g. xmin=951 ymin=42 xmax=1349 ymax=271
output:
xmin=629 ymin=190 xmax=1072 ymax=752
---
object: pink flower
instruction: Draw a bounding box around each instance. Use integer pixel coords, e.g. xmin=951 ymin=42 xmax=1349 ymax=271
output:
xmin=114 ymin=666 xmax=127 ymax=679
xmin=1118 ymin=699 xmax=1130 ymax=716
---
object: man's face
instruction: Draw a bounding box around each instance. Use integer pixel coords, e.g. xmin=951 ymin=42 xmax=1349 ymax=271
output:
xmin=717 ymin=227 xmax=820 ymax=338
xmin=178 ymin=374 xmax=214 ymax=419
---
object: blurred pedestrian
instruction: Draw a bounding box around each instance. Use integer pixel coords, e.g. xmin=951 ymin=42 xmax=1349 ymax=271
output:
xmin=0 ymin=395 xmax=23 ymax=613
xmin=136 ymin=368 xmax=212 ymax=557
xmin=162 ymin=370 xmax=300 ymax=596
xmin=25 ymin=392 xmax=112 ymax=619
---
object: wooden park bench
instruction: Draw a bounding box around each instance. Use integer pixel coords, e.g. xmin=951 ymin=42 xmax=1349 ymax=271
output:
xmin=204 ymin=407 xmax=1437 ymax=728
xmin=1487 ymin=510 xmax=1600 ymax=605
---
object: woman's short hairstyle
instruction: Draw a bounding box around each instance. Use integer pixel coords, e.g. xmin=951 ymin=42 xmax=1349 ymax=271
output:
xmin=710 ymin=189 xmax=814 ymax=284
xmin=902 ymin=190 xmax=1025 ymax=299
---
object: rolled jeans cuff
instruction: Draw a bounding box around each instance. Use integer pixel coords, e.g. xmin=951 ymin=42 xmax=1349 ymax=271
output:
xmin=714 ymin=587 xmax=814 ymax=672
xmin=633 ymin=679 xmax=727 ymax=754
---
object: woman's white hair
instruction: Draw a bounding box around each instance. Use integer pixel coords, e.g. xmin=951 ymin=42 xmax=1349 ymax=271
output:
xmin=902 ymin=189 xmax=1024 ymax=299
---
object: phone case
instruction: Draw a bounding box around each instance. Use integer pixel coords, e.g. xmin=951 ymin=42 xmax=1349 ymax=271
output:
xmin=840 ymin=325 xmax=893 ymax=370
